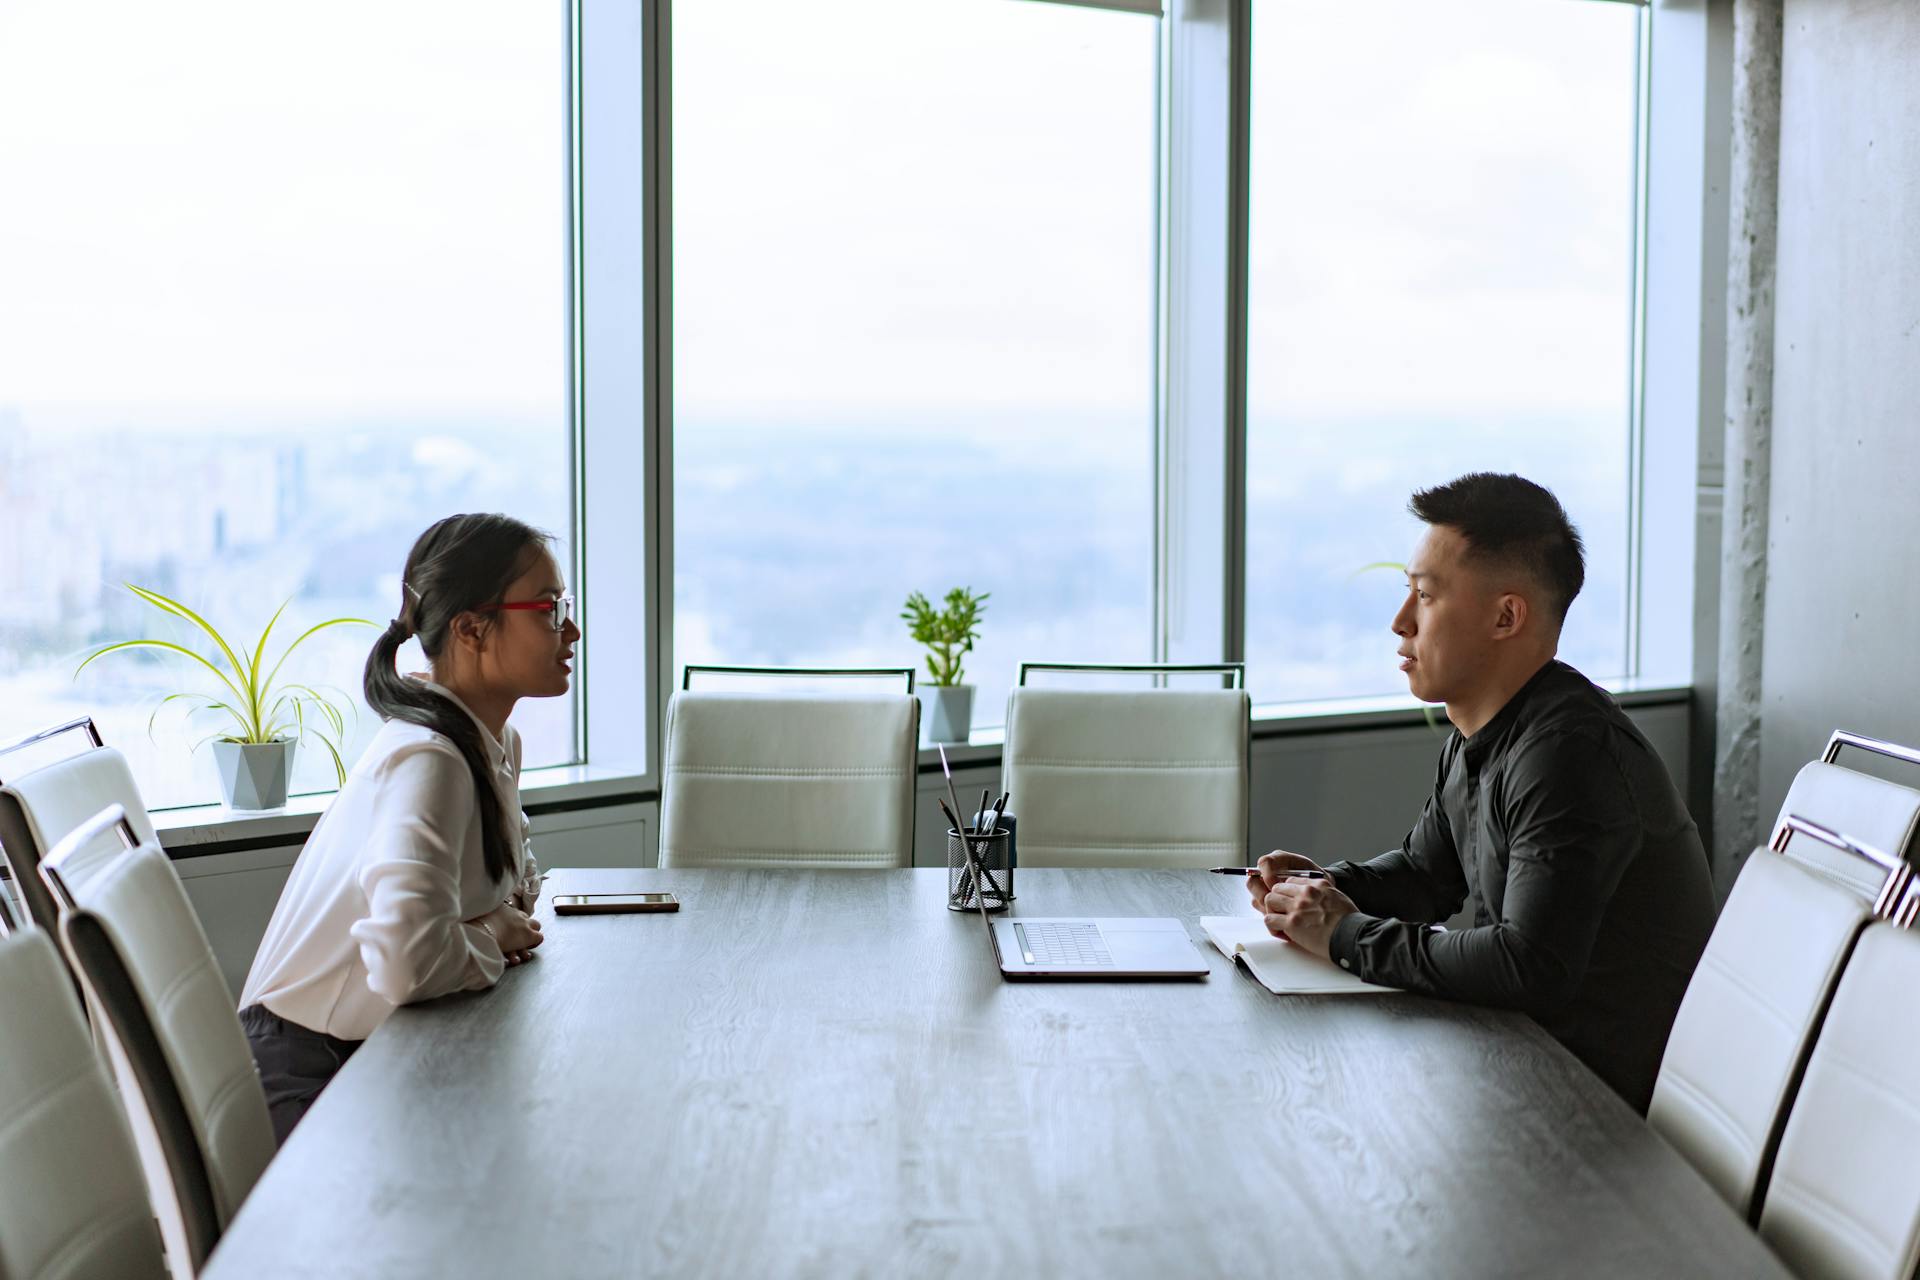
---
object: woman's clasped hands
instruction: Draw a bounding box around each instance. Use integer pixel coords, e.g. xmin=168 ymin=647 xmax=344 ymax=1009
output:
xmin=470 ymin=902 xmax=545 ymax=966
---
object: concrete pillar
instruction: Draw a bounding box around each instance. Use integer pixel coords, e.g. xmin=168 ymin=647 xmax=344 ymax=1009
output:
xmin=1711 ymin=0 xmax=1783 ymax=893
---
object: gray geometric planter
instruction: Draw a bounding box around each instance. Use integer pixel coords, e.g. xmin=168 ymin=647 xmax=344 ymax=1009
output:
xmin=919 ymin=684 xmax=975 ymax=744
xmin=211 ymin=739 xmax=296 ymax=810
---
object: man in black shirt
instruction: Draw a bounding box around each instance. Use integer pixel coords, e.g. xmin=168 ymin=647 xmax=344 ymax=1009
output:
xmin=1249 ymin=473 xmax=1715 ymax=1112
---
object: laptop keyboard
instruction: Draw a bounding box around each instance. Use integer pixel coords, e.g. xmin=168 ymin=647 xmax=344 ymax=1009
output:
xmin=1019 ymin=921 xmax=1114 ymax=967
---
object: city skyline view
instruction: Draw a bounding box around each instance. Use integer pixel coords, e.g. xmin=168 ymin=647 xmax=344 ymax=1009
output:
xmin=1 ymin=404 xmax=1627 ymax=810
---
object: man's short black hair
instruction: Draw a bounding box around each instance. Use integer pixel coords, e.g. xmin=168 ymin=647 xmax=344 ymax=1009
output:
xmin=1409 ymin=473 xmax=1586 ymax=624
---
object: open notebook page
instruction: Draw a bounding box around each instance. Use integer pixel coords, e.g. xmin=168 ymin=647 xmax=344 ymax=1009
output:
xmin=1199 ymin=916 xmax=1393 ymax=996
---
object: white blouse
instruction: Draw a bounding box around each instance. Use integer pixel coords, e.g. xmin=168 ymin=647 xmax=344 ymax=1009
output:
xmin=238 ymin=682 xmax=542 ymax=1041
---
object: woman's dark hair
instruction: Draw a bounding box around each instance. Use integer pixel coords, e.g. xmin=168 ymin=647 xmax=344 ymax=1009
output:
xmin=363 ymin=513 xmax=551 ymax=886
xmin=1409 ymin=473 xmax=1586 ymax=624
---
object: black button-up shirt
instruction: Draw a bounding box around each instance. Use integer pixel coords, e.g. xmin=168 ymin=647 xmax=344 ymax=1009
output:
xmin=1325 ymin=660 xmax=1715 ymax=1112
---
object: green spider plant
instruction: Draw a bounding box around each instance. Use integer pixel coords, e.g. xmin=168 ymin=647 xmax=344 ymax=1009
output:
xmin=76 ymin=584 xmax=376 ymax=785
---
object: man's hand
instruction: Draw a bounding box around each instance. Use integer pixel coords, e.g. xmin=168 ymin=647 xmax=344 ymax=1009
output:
xmin=468 ymin=903 xmax=545 ymax=966
xmin=1244 ymin=850 xmax=1328 ymax=915
xmin=1260 ymin=877 xmax=1358 ymax=959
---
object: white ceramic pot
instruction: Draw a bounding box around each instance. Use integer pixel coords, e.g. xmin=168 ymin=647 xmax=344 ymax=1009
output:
xmin=211 ymin=738 xmax=297 ymax=810
xmin=919 ymin=684 xmax=975 ymax=744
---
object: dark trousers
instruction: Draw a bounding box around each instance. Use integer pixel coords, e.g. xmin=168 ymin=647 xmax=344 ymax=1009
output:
xmin=239 ymin=1004 xmax=360 ymax=1146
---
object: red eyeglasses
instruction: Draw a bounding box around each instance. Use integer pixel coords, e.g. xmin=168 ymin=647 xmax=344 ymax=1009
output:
xmin=475 ymin=593 xmax=574 ymax=632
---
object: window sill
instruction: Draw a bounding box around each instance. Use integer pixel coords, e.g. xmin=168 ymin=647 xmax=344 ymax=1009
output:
xmin=155 ymin=680 xmax=1690 ymax=855
xmin=154 ymin=762 xmax=658 ymax=855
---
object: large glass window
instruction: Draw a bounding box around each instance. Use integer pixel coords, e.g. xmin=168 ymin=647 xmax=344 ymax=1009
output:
xmin=0 ymin=1 xmax=573 ymax=808
xmin=673 ymin=0 xmax=1158 ymax=732
xmin=1242 ymin=0 xmax=1641 ymax=704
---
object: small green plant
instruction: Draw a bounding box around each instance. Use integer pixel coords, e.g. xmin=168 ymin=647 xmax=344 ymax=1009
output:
xmin=76 ymin=584 xmax=375 ymax=783
xmin=900 ymin=587 xmax=989 ymax=688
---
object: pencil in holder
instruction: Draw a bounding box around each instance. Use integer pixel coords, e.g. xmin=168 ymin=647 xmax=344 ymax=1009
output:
xmin=947 ymin=825 xmax=1014 ymax=912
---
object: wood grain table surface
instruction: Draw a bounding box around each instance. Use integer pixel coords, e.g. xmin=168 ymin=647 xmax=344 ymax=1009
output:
xmin=203 ymin=867 xmax=1791 ymax=1279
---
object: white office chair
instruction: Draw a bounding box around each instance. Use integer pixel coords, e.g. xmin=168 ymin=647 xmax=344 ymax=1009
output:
xmin=0 ymin=926 xmax=170 ymax=1280
xmin=0 ymin=717 xmax=160 ymax=937
xmin=1767 ymin=730 xmax=1920 ymax=903
xmin=1001 ymin=663 xmax=1250 ymax=869
xmin=1758 ymin=921 xmax=1920 ymax=1280
xmin=1646 ymin=815 xmax=1884 ymax=1222
xmin=40 ymin=805 xmax=276 ymax=1276
xmin=658 ymin=670 xmax=921 ymax=868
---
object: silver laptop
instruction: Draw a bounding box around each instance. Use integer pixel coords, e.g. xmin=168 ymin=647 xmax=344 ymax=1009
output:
xmin=957 ymin=838 xmax=1208 ymax=981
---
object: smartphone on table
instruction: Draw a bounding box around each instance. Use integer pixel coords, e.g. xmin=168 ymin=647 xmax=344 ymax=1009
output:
xmin=552 ymin=892 xmax=680 ymax=915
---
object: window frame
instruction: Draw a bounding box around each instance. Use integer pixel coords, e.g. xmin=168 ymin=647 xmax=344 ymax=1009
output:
xmin=127 ymin=0 xmax=1729 ymax=836
xmin=573 ymin=0 xmax=666 ymax=790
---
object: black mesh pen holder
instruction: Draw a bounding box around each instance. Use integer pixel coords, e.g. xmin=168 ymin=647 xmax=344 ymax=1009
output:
xmin=947 ymin=827 xmax=1014 ymax=912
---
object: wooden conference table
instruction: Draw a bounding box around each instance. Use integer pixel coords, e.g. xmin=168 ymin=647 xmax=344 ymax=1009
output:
xmin=203 ymin=868 xmax=1790 ymax=1279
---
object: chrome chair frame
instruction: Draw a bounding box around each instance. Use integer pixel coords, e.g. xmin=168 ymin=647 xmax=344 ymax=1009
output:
xmin=682 ymin=664 xmax=917 ymax=695
xmin=1765 ymin=730 xmax=1920 ymax=908
xmin=0 ymin=716 xmax=113 ymax=936
xmin=1017 ymin=661 xmax=1245 ymax=689
xmin=38 ymin=803 xmax=143 ymax=912
xmin=1820 ymin=728 xmax=1920 ymax=771
xmin=0 ymin=715 xmax=106 ymax=783
xmin=1768 ymin=730 xmax=1920 ymax=858
xmin=1777 ymin=814 xmax=1914 ymax=921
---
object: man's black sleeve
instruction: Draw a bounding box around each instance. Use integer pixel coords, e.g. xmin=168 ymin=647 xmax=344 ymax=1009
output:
xmin=1325 ymin=729 xmax=1645 ymax=1011
xmin=1320 ymin=746 xmax=1470 ymax=925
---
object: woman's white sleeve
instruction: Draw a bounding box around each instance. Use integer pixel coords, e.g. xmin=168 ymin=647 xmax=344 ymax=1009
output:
xmin=349 ymin=744 xmax=506 ymax=1005
xmin=512 ymin=809 xmax=543 ymax=913
xmin=506 ymin=728 xmax=542 ymax=912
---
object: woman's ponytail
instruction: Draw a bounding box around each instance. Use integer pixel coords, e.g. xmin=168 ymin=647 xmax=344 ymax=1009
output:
xmin=363 ymin=515 xmax=549 ymax=887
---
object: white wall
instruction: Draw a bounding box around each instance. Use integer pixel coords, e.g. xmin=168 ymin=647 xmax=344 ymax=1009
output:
xmin=1756 ymin=0 xmax=1920 ymax=819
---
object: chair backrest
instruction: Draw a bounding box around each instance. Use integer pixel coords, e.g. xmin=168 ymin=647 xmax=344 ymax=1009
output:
xmin=0 ymin=736 xmax=159 ymax=935
xmin=683 ymin=664 xmax=916 ymax=694
xmin=40 ymin=805 xmax=275 ymax=1275
xmin=658 ymin=691 xmax=921 ymax=868
xmin=1759 ymin=924 xmax=1920 ymax=1280
xmin=0 ymin=927 xmax=170 ymax=1280
xmin=1002 ymin=686 xmax=1250 ymax=869
xmin=1647 ymin=845 xmax=1873 ymax=1221
xmin=1769 ymin=758 xmax=1920 ymax=898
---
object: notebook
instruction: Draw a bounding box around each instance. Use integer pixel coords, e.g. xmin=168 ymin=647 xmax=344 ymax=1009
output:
xmin=1199 ymin=916 xmax=1392 ymax=995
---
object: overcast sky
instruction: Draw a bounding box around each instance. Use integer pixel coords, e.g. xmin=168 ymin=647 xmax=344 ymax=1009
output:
xmin=0 ymin=0 xmax=1638 ymax=431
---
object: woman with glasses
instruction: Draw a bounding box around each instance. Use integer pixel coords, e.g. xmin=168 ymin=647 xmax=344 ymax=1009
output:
xmin=237 ymin=513 xmax=581 ymax=1142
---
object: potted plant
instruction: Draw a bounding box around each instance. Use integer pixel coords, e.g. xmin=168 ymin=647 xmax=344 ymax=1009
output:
xmin=901 ymin=586 xmax=988 ymax=743
xmin=77 ymin=584 xmax=374 ymax=810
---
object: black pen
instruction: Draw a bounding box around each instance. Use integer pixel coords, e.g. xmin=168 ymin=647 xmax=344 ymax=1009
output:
xmin=1207 ymin=867 xmax=1327 ymax=879
xmin=987 ymin=792 xmax=1009 ymax=835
